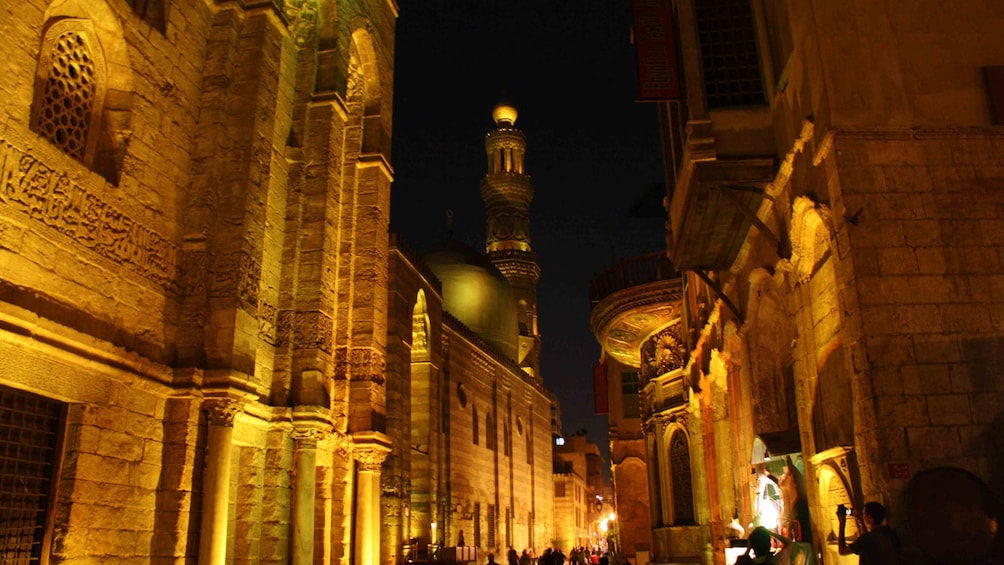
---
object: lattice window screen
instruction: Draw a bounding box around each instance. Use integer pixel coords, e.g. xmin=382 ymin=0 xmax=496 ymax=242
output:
xmin=31 ymin=19 xmax=107 ymax=166
xmin=694 ymin=0 xmax=766 ymax=108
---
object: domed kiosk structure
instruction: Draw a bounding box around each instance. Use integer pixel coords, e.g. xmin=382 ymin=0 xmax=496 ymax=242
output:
xmin=424 ymin=238 xmax=519 ymax=361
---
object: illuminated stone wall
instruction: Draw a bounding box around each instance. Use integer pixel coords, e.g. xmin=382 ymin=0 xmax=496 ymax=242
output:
xmin=385 ymin=242 xmax=557 ymax=560
xmin=662 ymin=2 xmax=1004 ymax=564
xmin=0 ymin=0 xmax=397 ymax=563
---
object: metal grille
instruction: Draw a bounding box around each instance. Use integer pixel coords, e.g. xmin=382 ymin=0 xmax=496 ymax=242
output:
xmin=0 ymin=386 xmax=64 ymax=563
xmin=474 ymin=503 xmax=481 ymax=547
xmin=694 ymin=0 xmax=765 ymax=108
xmin=487 ymin=504 xmax=496 ymax=549
xmin=670 ymin=430 xmax=695 ymax=524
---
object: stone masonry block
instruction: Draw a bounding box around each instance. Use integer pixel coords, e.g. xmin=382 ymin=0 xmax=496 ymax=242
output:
xmin=981 ymin=219 xmax=1004 ymax=245
xmin=98 ymin=428 xmax=145 ymax=462
xmin=950 ymin=360 xmax=1004 ymax=394
xmin=74 ymin=451 xmax=132 ymax=482
xmin=87 ymin=527 xmax=142 ymax=557
xmin=905 ymin=275 xmax=958 ymax=304
xmin=893 ymin=304 xmax=943 ymax=334
xmin=926 ymin=394 xmax=973 ymax=425
xmin=870 ymin=366 xmax=904 ymax=396
xmin=929 ymin=165 xmax=977 ymax=193
xmin=959 ymin=246 xmax=1002 ymax=275
xmin=860 ymin=304 xmax=901 ymax=335
xmin=914 ymin=247 xmax=948 ymax=275
xmin=875 ymin=395 xmax=930 ymax=427
xmin=992 ymin=304 xmax=1004 ymax=333
xmin=69 ymin=423 xmax=101 ymax=454
xmin=914 ymin=334 xmax=963 ymax=363
xmin=970 ymin=393 xmax=1004 ymax=426
xmin=0 ymin=220 xmax=25 ymax=253
xmin=875 ymin=426 xmax=910 ymax=459
xmin=903 ymin=364 xmax=952 ymax=395
xmin=836 ymin=165 xmax=885 ymax=194
xmin=858 ymin=139 xmax=913 ymax=166
xmin=868 ymin=192 xmax=927 ymax=221
xmin=864 ymin=334 xmax=916 ymax=367
xmin=878 ymin=247 xmax=919 ymax=275
xmin=852 ymin=247 xmax=881 ymax=276
xmin=882 ymin=165 xmax=934 ymax=193
xmin=72 ymin=479 xmax=142 ymax=506
xmin=938 ymin=303 xmax=993 ymax=333
xmin=848 ymin=220 xmax=906 ymax=248
xmin=906 ymin=426 xmax=963 ymax=458
xmin=902 ymin=220 xmax=943 ymax=247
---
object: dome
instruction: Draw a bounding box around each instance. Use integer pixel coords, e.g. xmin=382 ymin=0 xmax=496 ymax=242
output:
xmin=424 ymin=239 xmax=519 ymax=360
xmin=492 ymin=102 xmax=518 ymax=126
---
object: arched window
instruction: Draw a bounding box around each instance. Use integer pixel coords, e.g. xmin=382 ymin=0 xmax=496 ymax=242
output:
xmin=32 ymin=19 xmax=106 ymax=164
xmin=31 ymin=12 xmax=132 ymax=185
xmin=670 ymin=429 xmax=695 ymax=524
xmin=473 ymin=406 xmax=479 ymax=446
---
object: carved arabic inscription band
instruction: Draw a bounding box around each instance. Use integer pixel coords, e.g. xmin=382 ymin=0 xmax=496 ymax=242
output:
xmin=0 ymin=138 xmax=178 ymax=286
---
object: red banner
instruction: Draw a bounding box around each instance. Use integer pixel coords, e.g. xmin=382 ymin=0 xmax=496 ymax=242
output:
xmin=986 ymin=66 xmax=1004 ymax=125
xmin=593 ymin=363 xmax=608 ymax=415
xmin=632 ymin=0 xmax=681 ymax=100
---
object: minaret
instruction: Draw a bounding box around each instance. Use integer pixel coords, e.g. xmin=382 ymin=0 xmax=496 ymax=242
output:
xmin=481 ymin=102 xmax=542 ymax=376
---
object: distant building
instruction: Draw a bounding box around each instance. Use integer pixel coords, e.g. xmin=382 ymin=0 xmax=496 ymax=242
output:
xmin=554 ymin=433 xmax=608 ymax=551
xmin=589 ymin=253 xmax=683 ymax=565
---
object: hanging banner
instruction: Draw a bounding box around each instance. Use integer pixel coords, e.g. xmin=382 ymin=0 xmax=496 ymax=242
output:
xmin=593 ymin=363 xmax=609 ymax=415
xmin=632 ymin=0 xmax=681 ymax=100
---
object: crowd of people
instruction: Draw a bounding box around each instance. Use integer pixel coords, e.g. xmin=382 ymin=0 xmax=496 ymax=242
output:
xmin=486 ymin=545 xmax=624 ymax=565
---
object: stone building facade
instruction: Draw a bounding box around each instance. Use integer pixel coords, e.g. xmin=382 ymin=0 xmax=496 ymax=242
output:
xmin=384 ymin=236 xmax=557 ymax=561
xmin=589 ymin=252 xmax=685 ymax=565
xmin=553 ymin=434 xmax=606 ymax=552
xmin=382 ymin=104 xmax=558 ymax=561
xmin=624 ymin=1 xmax=1004 ymax=564
xmin=0 ymin=0 xmax=399 ymax=563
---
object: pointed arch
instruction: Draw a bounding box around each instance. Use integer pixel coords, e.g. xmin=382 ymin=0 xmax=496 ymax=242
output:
xmin=790 ymin=197 xmax=835 ymax=282
xmin=790 ymin=197 xmax=854 ymax=452
xmin=661 ymin=424 xmax=695 ymax=525
xmin=409 ymin=289 xmax=435 ymax=542
xmin=746 ymin=268 xmax=797 ymax=434
xmin=348 ymin=25 xmax=385 ymax=155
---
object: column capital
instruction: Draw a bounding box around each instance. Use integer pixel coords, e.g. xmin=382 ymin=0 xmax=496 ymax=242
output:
xmin=203 ymin=398 xmax=243 ymax=427
xmin=292 ymin=426 xmax=328 ymax=448
xmin=352 ymin=431 xmax=392 ymax=471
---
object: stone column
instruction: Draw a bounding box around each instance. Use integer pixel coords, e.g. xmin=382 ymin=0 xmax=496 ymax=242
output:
xmin=353 ymin=432 xmax=391 ymax=565
xmin=199 ymin=398 xmax=243 ymax=565
xmin=291 ymin=425 xmax=326 ymax=565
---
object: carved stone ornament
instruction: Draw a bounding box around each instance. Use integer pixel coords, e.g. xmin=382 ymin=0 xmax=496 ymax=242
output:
xmin=203 ymin=398 xmax=243 ymax=427
xmin=355 ymin=447 xmax=389 ymax=471
xmin=292 ymin=426 xmax=328 ymax=448
xmin=350 ymin=347 xmax=386 ymax=384
xmin=284 ymin=0 xmax=318 ymax=46
xmin=330 ymin=431 xmax=354 ymax=456
xmin=0 ymin=139 xmax=179 ymax=287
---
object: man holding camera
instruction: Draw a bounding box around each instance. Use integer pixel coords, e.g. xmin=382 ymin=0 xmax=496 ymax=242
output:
xmin=837 ymin=501 xmax=902 ymax=564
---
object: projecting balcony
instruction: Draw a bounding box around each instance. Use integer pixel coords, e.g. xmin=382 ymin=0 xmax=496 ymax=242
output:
xmin=588 ymin=253 xmax=684 ymax=368
xmin=667 ymin=153 xmax=776 ymax=272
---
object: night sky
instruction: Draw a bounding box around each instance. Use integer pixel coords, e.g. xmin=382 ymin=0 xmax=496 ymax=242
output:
xmin=389 ymin=1 xmax=667 ymax=464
